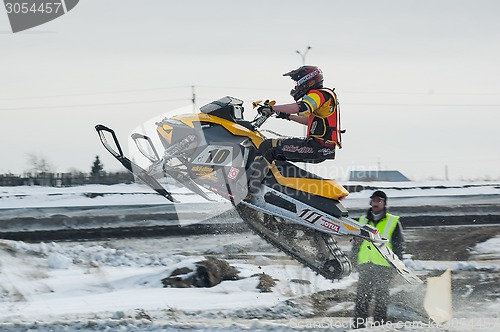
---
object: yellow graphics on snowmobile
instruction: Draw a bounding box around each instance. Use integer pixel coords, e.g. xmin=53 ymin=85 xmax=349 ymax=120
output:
xmin=159 ymin=113 xmax=266 ymax=148
xmin=269 ymin=162 xmax=349 ymax=200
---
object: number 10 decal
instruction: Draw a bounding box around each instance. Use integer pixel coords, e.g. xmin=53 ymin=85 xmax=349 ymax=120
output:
xmin=194 ymin=145 xmax=234 ymax=166
xmin=205 ymin=148 xmax=230 ymax=164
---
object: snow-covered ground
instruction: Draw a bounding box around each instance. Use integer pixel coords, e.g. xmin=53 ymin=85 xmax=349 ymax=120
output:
xmin=0 ymin=234 xmax=359 ymax=331
xmin=0 ymin=183 xmax=225 ymax=209
xmin=1 ymin=232 xmax=500 ymax=331
xmin=0 ymin=182 xmax=500 ymax=331
xmin=2 ymin=180 xmax=500 ymax=209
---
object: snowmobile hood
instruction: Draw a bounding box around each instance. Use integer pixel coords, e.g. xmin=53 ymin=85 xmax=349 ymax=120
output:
xmin=170 ymin=113 xmax=266 ymax=147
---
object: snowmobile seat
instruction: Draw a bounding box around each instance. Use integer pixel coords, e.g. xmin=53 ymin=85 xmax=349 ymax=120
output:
xmin=269 ymin=161 xmax=349 ymax=200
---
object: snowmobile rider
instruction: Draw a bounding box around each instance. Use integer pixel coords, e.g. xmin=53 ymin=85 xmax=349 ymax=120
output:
xmin=351 ymin=190 xmax=406 ymax=329
xmin=248 ymin=65 xmax=342 ymax=193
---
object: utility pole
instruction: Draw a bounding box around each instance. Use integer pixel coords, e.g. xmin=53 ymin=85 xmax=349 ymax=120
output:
xmin=296 ymin=46 xmax=312 ymax=65
xmin=295 ymin=46 xmax=311 ymax=172
xmin=191 ymin=85 xmax=196 ymax=113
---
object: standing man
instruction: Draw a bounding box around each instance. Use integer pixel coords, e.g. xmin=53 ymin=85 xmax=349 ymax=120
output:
xmin=351 ymin=190 xmax=405 ymax=329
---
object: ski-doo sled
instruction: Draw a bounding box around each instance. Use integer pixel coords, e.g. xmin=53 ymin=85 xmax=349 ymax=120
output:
xmin=95 ymin=96 xmax=420 ymax=284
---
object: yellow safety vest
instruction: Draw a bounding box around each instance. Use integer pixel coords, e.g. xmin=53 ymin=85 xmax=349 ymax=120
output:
xmin=357 ymin=213 xmax=399 ymax=267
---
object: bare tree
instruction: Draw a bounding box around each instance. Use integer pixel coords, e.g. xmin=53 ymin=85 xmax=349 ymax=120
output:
xmin=26 ymin=153 xmax=54 ymax=175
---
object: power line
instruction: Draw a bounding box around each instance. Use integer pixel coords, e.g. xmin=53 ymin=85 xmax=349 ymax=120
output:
xmin=194 ymin=85 xmax=283 ymax=91
xmin=0 ymin=98 xmax=191 ymax=111
xmin=340 ymin=90 xmax=500 ymax=96
xmin=342 ymin=102 xmax=500 ymax=107
xmin=1 ymin=84 xmax=500 ymax=101
xmin=0 ymin=86 xmax=191 ymax=101
xmin=2 ymin=99 xmax=498 ymax=112
xmin=2 ymin=83 xmax=499 ymax=111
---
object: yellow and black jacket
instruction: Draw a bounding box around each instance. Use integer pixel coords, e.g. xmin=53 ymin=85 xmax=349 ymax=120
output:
xmin=298 ymin=88 xmax=342 ymax=147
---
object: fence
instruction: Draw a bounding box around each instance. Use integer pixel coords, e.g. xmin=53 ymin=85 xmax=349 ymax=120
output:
xmin=0 ymin=172 xmax=135 ymax=187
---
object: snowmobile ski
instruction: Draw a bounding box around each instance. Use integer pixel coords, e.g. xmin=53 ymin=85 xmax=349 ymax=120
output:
xmin=95 ymin=124 xmax=177 ymax=202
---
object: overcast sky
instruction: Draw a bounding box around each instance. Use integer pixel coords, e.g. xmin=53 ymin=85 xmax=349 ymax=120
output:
xmin=1 ymin=0 xmax=500 ymax=181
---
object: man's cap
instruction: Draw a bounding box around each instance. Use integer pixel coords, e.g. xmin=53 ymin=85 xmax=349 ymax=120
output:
xmin=370 ymin=190 xmax=387 ymax=201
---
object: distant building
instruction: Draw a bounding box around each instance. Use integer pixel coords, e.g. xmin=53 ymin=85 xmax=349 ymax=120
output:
xmin=349 ymin=170 xmax=410 ymax=182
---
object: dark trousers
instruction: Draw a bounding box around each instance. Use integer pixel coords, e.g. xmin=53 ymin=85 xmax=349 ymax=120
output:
xmin=247 ymin=137 xmax=335 ymax=194
xmin=353 ymin=263 xmax=394 ymax=328
xmin=258 ymin=137 xmax=335 ymax=163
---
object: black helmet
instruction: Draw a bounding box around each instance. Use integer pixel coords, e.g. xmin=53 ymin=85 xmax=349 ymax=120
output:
xmin=370 ymin=190 xmax=387 ymax=202
xmin=283 ymin=65 xmax=324 ymax=101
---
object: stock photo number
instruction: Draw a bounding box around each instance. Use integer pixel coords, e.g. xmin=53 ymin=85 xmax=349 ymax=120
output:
xmin=5 ymin=2 xmax=63 ymax=14
xmin=3 ymin=0 xmax=80 ymax=33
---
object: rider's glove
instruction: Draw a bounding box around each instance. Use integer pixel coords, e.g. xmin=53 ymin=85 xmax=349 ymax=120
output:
xmin=276 ymin=112 xmax=290 ymax=120
xmin=257 ymin=105 xmax=274 ymax=116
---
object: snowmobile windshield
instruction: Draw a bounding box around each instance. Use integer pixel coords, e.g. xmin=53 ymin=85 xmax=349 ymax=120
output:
xmin=200 ymin=96 xmax=245 ymax=121
xmin=233 ymin=105 xmax=243 ymax=119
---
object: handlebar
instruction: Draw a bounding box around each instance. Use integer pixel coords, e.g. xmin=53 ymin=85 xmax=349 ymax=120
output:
xmin=251 ymin=112 xmax=273 ymax=129
xmin=251 ymin=99 xmax=276 ymax=129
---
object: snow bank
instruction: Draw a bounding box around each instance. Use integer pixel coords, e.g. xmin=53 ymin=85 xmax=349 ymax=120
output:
xmin=0 ymin=183 xmax=226 ymax=209
xmin=0 ymin=238 xmax=350 ymax=329
xmin=2 ymin=181 xmax=499 ymax=210
xmin=471 ymin=236 xmax=500 ymax=256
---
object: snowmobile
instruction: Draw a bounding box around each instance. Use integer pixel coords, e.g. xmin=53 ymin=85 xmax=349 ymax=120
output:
xmin=95 ymin=96 xmax=420 ymax=284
